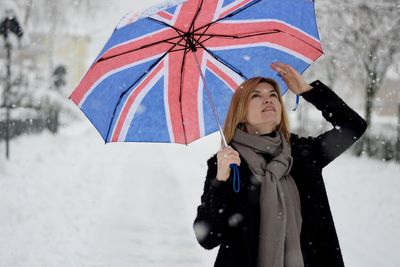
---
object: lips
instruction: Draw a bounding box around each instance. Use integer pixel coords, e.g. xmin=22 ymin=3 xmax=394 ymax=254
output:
xmin=262 ymin=107 xmax=275 ymax=112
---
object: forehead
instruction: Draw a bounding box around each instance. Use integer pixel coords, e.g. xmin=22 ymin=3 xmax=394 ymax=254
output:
xmin=252 ymin=82 xmax=276 ymax=93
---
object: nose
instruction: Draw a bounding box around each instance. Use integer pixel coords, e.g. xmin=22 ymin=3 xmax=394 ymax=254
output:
xmin=263 ymin=96 xmax=272 ymax=103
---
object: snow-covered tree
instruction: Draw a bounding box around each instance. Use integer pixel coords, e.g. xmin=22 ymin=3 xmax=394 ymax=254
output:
xmin=324 ymin=0 xmax=400 ymax=154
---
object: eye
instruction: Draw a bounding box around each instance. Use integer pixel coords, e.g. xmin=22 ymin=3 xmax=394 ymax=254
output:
xmin=251 ymin=93 xmax=260 ymax=99
xmin=270 ymin=92 xmax=278 ymax=98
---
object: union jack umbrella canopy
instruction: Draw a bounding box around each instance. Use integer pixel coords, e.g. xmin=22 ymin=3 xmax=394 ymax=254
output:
xmin=70 ymin=0 xmax=323 ymax=144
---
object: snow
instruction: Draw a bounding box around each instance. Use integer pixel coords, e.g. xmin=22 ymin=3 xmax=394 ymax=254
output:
xmin=324 ymin=155 xmax=400 ymax=267
xmin=1 ymin=118 xmax=399 ymax=267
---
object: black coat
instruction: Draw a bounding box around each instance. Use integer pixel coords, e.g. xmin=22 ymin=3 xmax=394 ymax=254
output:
xmin=193 ymin=80 xmax=367 ymax=267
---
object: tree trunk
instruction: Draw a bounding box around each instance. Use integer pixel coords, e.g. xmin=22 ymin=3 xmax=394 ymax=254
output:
xmin=396 ymin=103 xmax=400 ymax=163
xmin=364 ymin=82 xmax=376 ymax=156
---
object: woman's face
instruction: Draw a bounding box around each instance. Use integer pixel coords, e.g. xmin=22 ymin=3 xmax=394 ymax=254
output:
xmin=245 ymin=82 xmax=282 ymax=134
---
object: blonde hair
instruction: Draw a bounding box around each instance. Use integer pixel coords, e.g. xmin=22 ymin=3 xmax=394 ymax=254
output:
xmin=223 ymin=77 xmax=290 ymax=144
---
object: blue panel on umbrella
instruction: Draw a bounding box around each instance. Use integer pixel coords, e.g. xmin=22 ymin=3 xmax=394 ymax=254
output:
xmin=165 ymin=5 xmax=178 ymax=14
xmin=210 ymin=46 xmax=309 ymax=94
xmin=81 ymin=58 xmax=160 ymax=141
xmin=125 ymin=77 xmax=170 ymax=142
xmin=227 ymin=0 xmax=319 ymax=39
xmin=202 ymin=70 xmax=235 ymax=136
xmin=221 ymin=0 xmax=241 ymax=8
xmin=96 ymin=18 xmax=167 ymax=61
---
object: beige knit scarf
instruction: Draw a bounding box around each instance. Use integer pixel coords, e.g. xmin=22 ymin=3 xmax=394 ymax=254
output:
xmin=231 ymin=129 xmax=304 ymax=267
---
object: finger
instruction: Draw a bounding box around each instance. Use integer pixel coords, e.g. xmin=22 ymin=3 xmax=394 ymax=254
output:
xmin=217 ymin=151 xmax=232 ymax=162
xmin=218 ymin=148 xmax=240 ymax=163
xmin=224 ymin=150 xmax=240 ymax=159
xmin=222 ymin=147 xmax=237 ymax=155
xmin=218 ymin=147 xmax=232 ymax=155
xmin=221 ymin=153 xmax=235 ymax=160
xmin=226 ymin=146 xmax=239 ymax=155
xmin=219 ymin=154 xmax=237 ymax=167
xmin=271 ymin=62 xmax=288 ymax=76
xmin=271 ymin=61 xmax=285 ymax=68
xmin=271 ymin=61 xmax=287 ymax=70
xmin=229 ymin=158 xmax=241 ymax=166
xmin=217 ymin=151 xmax=226 ymax=161
xmin=227 ymin=148 xmax=239 ymax=156
xmin=219 ymin=147 xmax=231 ymax=153
xmin=225 ymin=155 xmax=241 ymax=165
xmin=284 ymin=64 xmax=298 ymax=75
xmin=271 ymin=62 xmax=283 ymax=72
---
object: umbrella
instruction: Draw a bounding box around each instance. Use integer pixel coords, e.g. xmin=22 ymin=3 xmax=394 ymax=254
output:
xmin=70 ymin=0 xmax=323 ymax=146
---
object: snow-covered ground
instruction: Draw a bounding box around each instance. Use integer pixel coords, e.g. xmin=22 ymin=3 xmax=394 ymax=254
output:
xmin=0 ymin=116 xmax=399 ymax=267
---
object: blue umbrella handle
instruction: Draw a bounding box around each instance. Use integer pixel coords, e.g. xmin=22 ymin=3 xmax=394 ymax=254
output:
xmin=292 ymin=94 xmax=300 ymax=111
xmin=230 ymin=163 xmax=240 ymax=192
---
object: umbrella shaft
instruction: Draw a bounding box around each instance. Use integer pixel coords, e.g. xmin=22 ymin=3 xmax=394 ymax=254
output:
xmin=191 ymin=51 xmax=228 ymax=148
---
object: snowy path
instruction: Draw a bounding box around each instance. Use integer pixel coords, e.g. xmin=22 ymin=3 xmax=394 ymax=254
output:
xmin=80 ymin=141 xmax=204 ymax=267
xmin=0 ymin=123 xmax=217 ymax=267
xmin=324 ymin=155 xmax=400 ymax=267
xmin=0 ymin=122 xmax=399 ymax=267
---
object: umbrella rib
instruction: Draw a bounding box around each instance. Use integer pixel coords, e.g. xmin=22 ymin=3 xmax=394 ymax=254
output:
xmin=146 ymin=17 xmax=185 ymax=35
xmin=195 ymin=35 xmax=213 ymax=46
xmin=193 ymin=0 xmax=262 ymax=48
xmin=164 ymin=40 xmax=187 ymax=48
xmin=145 ymin=17 xmax=191 ymax=49
xmin=194 ymin=20 xmax=212 ymax=45
xmin=170 ymin=47 xmax=189 ymax=52
xmin=276 ymin=31 xmax=324 ymax=53
xmin=195 ymin=0 xmax=262 ymax=33
xmin=98 ymin=35 xmax=184 ymax=62
xmin=188 ymin=0 xmax=204 ymax=39
xmin=195 ymin=30 xmax=280 ymax=39
xmin=145 ymin=16 xmax=201 ymax=54
xmin=177 ymin=40 xmax=191 ymax=145
xmin=192 ymin=38 xmax=248 ymax=80
xmin=104 ymin=40 xmax=183 ymax=142
xmin=197 ymin=30 xmax=323 ymax=55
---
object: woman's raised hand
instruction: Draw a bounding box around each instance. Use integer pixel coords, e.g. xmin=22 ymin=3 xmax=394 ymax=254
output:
xmin=216 ymin=146 xmax=241 ymax=182
xmin=271 ymin=62 xmax=312 ymax=94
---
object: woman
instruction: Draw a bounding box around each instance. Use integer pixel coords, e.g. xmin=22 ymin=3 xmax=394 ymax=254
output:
xmin=193 ymin=62 xmax=367 ymax=267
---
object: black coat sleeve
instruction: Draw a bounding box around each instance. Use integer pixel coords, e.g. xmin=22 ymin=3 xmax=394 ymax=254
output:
xmin=193 ymin=155 xmax=233 ymax=250
xmin=295 ymin=80 xmax=367 ymax=169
